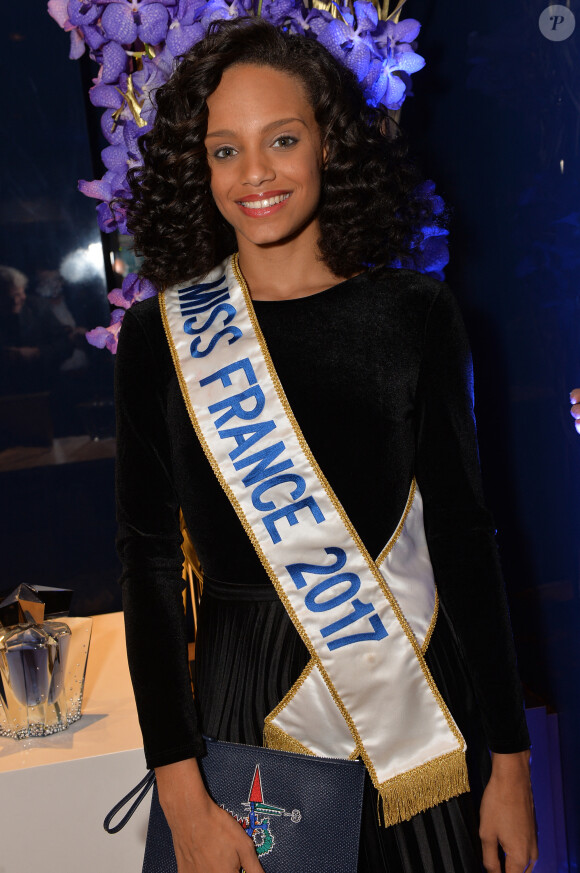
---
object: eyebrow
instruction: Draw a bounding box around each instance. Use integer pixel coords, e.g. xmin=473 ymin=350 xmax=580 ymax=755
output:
xmin=205 ymin=117 xmax=307 ymax=139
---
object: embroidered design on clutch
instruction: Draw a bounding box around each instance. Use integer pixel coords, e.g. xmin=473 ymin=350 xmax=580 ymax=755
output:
xmin=226 ymin=764 xmax=302 ymax=858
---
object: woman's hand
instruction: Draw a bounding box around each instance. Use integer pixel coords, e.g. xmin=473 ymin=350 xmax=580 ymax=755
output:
xmin=479 ymin=750 xmax=538 ymax=873
xmin=155 ymin=758 xmax=265 ymax=873
xmin=570 ymin=390 xmax=580 ymax=432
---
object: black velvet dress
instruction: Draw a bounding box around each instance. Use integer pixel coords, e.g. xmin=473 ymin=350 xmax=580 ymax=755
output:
xmin=115 ymin=267 xmax=530 ymax=873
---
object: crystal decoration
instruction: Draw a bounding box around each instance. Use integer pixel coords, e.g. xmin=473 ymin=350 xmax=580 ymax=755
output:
xmin=0 ymin=585 xmax=92 ymax=739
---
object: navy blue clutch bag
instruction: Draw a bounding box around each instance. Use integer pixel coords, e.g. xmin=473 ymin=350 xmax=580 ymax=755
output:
xmin=105 ymin=737 xmax=365 ymax=873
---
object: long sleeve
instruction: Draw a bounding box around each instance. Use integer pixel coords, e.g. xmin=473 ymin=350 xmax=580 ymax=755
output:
xmin=415 ymin=285 xmax=530 ymax=753
xmin=115 ymin=305 xmax=205 ymax=768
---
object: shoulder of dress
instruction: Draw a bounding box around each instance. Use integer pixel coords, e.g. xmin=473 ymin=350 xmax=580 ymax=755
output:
xmin=359 ymin=268 xmax=448 ymax=314
xmin=119 ymin=294 xmax=173 ymax=367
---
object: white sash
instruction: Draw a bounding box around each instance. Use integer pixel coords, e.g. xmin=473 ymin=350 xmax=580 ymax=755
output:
xmin=160 ymin=255 xmax=468 ymax=825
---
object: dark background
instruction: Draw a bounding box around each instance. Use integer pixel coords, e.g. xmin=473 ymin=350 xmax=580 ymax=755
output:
xmin=1 ymin=0 xmax=578 ymax=865
xmin=404 ymin=0 xmax=580 ymax=865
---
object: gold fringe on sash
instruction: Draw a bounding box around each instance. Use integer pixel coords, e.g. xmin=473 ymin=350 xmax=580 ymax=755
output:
xmin=377 ymin=749 xmax=469 ymax=827
xmin=265 ymin=724 xmax=469 ymax=828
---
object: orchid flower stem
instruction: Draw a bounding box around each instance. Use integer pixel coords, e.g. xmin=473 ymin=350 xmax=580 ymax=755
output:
xmin=257 ymin=0 xmax=263 ymax=16
xmin=385 ymin=0 xmax=407 ymax=22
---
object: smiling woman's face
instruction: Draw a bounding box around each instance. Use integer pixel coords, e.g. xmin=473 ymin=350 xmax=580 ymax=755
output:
xmin=205 ymin=63 xmax=324 ymax=251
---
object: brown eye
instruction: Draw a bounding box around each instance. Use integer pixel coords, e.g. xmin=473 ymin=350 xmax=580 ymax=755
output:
xmin=213 ymin=146 xmax=238 ymax=159
xmin=272 ymin=135 xmax=298 ymax=149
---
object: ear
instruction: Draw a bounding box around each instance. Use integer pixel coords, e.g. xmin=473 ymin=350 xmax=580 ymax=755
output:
xmin=321 ymin=140 xmax=329 ymax=169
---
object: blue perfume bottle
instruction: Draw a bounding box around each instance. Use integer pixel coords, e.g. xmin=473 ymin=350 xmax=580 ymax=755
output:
xmin=0 ymin=584 xmax=92 ymax=739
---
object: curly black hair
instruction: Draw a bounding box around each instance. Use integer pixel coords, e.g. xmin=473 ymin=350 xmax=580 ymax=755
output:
xmin=125 ymin=17 xmax=439 ymax=287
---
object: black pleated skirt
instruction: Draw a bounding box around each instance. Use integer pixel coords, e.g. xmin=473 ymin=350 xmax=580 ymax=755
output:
xmin=193 ymin=575 xmax=489 ymax=873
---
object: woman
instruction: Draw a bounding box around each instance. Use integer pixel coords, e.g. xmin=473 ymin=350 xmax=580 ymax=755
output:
xmin=115 ymin=18 xmax=537 ymax=873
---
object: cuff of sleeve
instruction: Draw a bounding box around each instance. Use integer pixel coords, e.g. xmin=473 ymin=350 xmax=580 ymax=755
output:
xmin=487 ymin=716 xmax=531 ymax=754
xmin=488 ymin=739 xmax=531 ymax=754
xmin=145 ymin=738 xmax=207 ymax=770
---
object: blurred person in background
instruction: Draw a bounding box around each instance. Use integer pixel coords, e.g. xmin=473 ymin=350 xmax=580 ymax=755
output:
xmin=0 ymin=265 xmax=73 ymax=396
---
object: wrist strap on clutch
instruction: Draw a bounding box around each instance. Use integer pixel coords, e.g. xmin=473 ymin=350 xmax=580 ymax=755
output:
xmin=103 ymin=770 xmax=156 ymax=834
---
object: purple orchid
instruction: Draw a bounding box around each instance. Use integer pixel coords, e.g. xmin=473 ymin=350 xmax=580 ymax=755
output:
xmin=86 ymin=307 xmax=126 ymax=352
xmin=100 ymin=0 xmax=176 ymax=46
xmin=97 ymin=199 xmax=129 ymax=234
xmin=66 ymin=0 xmax=107 ymax=49
xmin=100 ymin=39 xmax=129 ymax=82
xmin=101 ymin=108 xmax=128 ymax=144
xmin=197 ymin=0 xmax=253 ymax=29
xmin=131 ymin=54 xmax=171 ymax=123
xmin=48 ymin=0 xmax=85 ymax=58
xmin=108 ymin=272 xmax=158 ymax=309
xmin=315 ymin=2 xmax=381 ymax=83
xmin=365 ymin=17 xmax=424 ymax=109
xmin=260 ymin=0 xmax=310 ymax=34
xmin=407 ymin=232 xmax=450 ymax=281
xmin=166 ymin=0 xmax=206 ymax=55
xmin=67 ymin=0 xmax=104 ymax=27
xmin=90 ymin=75 xmax=126 ymax=110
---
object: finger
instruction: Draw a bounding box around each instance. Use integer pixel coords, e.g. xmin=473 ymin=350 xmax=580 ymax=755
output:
xmin=505 ymin=852 xmax=534 ymax=873
xmin=238 ymin=850 xmax=265 ymax=873
xmin=480 ymin=838 xmax=502 ymax=873
xmin=570 ymin=389 xmax=580 ymax=404
xmin=570 ymin=403 xmax=580 ymax=420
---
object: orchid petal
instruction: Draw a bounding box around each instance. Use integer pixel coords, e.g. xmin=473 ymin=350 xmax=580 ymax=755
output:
xmin=112 ymin=272 xmax=158 ymax=308
xmin=48 ymin=0 xmax=70 ymax=29
xmin=101 ymin=109 xmax=126 ymax=145
xmin=101 ymin=40 xmax=128 ymax=83
xmin=382 ymin=73 xmax=406 ymax=109
xmin=317 ymin=19 xmax=352 ymax=60
xmin=86 ymin=309 xmax=125 ymax=353
xmin=392 ymin=18 xmax=421 ymax=44
xmin=78 ymin=174 xmax=114 ymax=200
xmin=353 ymin=1 xmax=377 ymax=33
xmin=67 ymin=0 xmax=103 ymax=28
xmin=394 ymin=49 xmax=425 ymax=75
xmin=348 ymin=42 xmax=372 ymax=80
xmin=82 ymin=23 xmax=107 ymax=50
xmin=90 ymin=82 xmax=124 ymax=109
xmin=139 ymin=4 xmax=170 ymax=45
xmin=102 ymin=144 xmax=130 ymax=172
xmin=69 ymin=28 xmax=86 ymax=59
xmin=166 ymin=19 xmax=205 ymax=55
xmin=101 ymin=3 xmax=138 ymax=44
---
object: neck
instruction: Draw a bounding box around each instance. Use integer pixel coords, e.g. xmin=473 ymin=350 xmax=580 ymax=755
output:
xmin=236 ymin=225 xmax=346 ymax=301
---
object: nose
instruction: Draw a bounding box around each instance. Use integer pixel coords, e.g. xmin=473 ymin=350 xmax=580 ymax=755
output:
xmin=241 ymin=146 xmax=275 ymax=188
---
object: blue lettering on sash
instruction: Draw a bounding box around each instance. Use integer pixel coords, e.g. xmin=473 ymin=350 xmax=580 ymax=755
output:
xmin=252 ymin=473 xmax=306 ymax=511
xmin=181 ymin=290 xmax=230 ymax=315
xmin=218 ymin=421 xmax=277 ymax=461
xmin=201 ymin=357 xmax=325 ymax=543
xmin=178 ymin=277 xmax=242 ymax=357
xmin=208 ymin=385 xmax=266 ymax=428
xmin=186 ymin=287 xmax=385 ymax=651
xmin=235 ymin=442 xmax=293 ymax=485
xmin=184 ymin=303 xmax=236 ymax=334
xmin=286 ymin=549 xmax=388 ymax=651
xmin=262 ymin=497 xmax=325 ymax=545
xmin=191 ymin=326 xmax=243 ymax=358
xmin=200 ymin=358 xmax=256 ymax=389
xmin=178 ymin=274 xmax=228 ymax=307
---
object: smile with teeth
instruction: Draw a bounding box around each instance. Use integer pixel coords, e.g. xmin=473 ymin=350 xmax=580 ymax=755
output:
xmin=239 ymin=193 xmax=291 ymax=209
